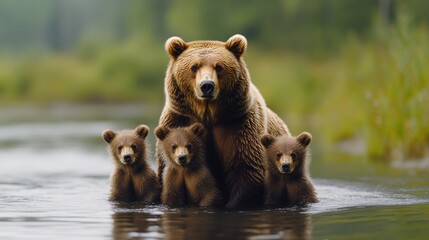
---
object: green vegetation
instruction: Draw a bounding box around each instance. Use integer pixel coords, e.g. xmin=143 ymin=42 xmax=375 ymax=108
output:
xmin=251 ymin=14 xmax=429 ymax=160
xmin=0 ymin=37 xmax=166 ymax=104
xmin=0 ymin=1 xmax=428 ymax=161
xmin=363 ymin=15 xmax=429 ymax=160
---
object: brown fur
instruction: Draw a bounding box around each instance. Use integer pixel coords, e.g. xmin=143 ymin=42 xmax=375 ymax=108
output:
xmin=102 ymin=125 xmax=160 ymax=203
xmin=261 ymin=132 xmax=318 ymax=206
xmin=156 ymin=34 xmax=290 ymax=209
xmin=155 ymin=123 xmax=222 ymax=207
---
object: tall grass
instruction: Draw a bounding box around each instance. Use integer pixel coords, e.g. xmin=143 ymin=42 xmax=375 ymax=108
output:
xmin=364 ymin=15 xmax=429 ymax=160
xmin=252 ymin=14 xmax=429 ymax=160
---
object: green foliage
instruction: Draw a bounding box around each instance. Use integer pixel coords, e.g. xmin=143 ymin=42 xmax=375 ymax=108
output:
xmin=251 ymin=13 xmax=429 ymax=160
xmin=364 ymin=14 xmax=429 ymax=159
xmin=282 ymin=15 xmax=428 ymax=160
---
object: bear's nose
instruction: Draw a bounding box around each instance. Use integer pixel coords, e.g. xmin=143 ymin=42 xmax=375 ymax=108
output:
xmin=178 ymin=155 xmax=187 ymax=165
xmin=282 ymin=163 xmax=290 ymax=172
xmin=123 ymin=154 xmax=132 ymax=163
xmin=199 ymin=80 xmax=215 ymax=97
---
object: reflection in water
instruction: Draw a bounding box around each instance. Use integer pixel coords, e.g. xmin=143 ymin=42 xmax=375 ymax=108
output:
xmin=161 ymin=209 xmax=221 ymax=240
xmin=112 ymin=205 xmax=312 ymax=240
xmin=111 ymin=203 xmax=164 ymax=239
xmin=112 ymin=211 xmax=160 ymax=239
xmin=247 ymin=210 xmax=312 ymax=240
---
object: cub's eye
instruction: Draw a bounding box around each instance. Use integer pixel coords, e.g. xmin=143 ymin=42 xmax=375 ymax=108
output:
xmin=191 ymin=64 xmax=199 ymax=73
xmin=118 ymin=146 xmax=123 ymax=152
xmin=186 ymin=143 xmax=192 ymax=152
xmin=172 ymin=144 xmax=177 ymax=151
xmin=291 ymin=152 xmax=297 ymax=161
xmin=215 ymin=64 xmax=223 ymax=73
xmin=276 ymin=152 xmax=282 ymax=160
xmin=131 ymin=144 xmax=137 ymax=151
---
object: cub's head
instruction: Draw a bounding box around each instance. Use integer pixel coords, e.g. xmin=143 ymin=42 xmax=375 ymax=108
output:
xmin=165 ymin=34 xmax=247 ymax=101
xmin=102 ymin=125 xmax=149 ymax=166
xmin=261 ymin=132 xmax=312 ymax=175
xmin=155 ymin=123 xmax=206 ymax=167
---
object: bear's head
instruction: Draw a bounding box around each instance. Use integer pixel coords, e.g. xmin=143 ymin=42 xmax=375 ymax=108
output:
xmin=102 ymin=125 xmax=149 ymax=166
xmin=261 ymin=132 xmax=312 ymax=176
xmin=155 ymin=123 xmax=206 ymax=167
xmin=165 ymin=34 xmax=248 ymax=104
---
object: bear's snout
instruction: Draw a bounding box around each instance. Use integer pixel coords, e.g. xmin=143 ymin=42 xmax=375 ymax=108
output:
xmin=123 ymin=154 xmax=132 ymax=164
xmin=199 ymin=80 xmax=215 ymax=98
xmin=282 ymin=163 xmax=290 ymax=173
xmin=178 ymin=155 xmax=187 ymax=165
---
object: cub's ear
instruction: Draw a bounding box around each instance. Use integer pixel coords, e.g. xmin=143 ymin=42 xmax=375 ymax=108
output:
xmin=102 ymin=129 xmax=116 ymax=144
xmin=135 ymin=125 xmax=149 ymax=139
xmin=189 ymin=123 xmax=206 ymax=138
xmin=155 ymin=126 xmax=171 ymax=141
xmin=225 ymin=34 xmax=247 ymax=58
xmin=165 ymin=36 xmax=188 ymax=59
xmin=297 ymin=132 xmax=312 ymax=147
xmin=261 ymin=134 xmax=275 ymax=149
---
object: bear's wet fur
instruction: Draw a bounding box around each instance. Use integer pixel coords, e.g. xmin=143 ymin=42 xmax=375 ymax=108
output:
xmin=261 ymin=132 xmax=318 ymax=206
xmin=102 ymin=125 xmax=160 ymax=203
xmin=156 ymin=34 xmax=290 ymax=208
xmin=155 ymin=123 xmax=222 ymax=207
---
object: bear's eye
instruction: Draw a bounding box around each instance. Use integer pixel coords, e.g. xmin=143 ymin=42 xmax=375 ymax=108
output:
xmin=172 ymin=144 xmax=177 ymax=151
xmin=118 ymin=146 xmax=123 ymax=152
xmin=276 ymin=152 xmax=282 ymax=160
xmin=215 ymin=64 xmax=223 ymax=74
xmin=186 ymin=143 xmax=192 ymax=152
xmin=291 ymin=152 xmax=297 ymax=161
xmin=131 ymin=144 xmax=137 ymax=151
xmin=191 ymin=64 xmax=199 ymax=73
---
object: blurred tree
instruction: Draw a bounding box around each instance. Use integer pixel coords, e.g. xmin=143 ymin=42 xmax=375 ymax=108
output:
xmin=47 ymin=1 xmax=65 ymax=51
xmin=1 ymin=0 xmax=429 ymax=54
xmin=379 ymin=0 xmax=394 ymax=25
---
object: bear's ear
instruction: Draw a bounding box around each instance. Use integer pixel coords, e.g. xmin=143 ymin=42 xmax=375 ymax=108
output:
xmin=297 ymin=132 xmax=312 ymax=147
xmin=165 ymin=36 xmax=188 ymax=59
xmin=189 ymin=123 xmax=205 ymax=138
xmin=135 ymin=125 xmax=149 ymax=139
xmin=261 ymin=134 xmax=275 ymax=149
xmin=155 ymin=126 xmax=171 ymax=141
xmin=225 ymin=34 xmax=247 ymax=58
xmin=102 ymin=129 xmax=116 ymax=144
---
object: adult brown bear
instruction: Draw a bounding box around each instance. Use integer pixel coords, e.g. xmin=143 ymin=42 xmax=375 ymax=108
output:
xmin=156 ymin=34 xmax=290 ymax=208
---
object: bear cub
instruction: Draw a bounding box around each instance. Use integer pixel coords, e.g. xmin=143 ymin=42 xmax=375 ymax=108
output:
xmin=261 ymin=132 xmax=318 ymax=206
xmin=155 ymin=123 xmax=222 ymax=207
xmin=102 ymin=125 xmax=160 ymax=203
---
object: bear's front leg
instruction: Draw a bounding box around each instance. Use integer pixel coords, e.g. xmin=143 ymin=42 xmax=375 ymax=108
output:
xmin=264 ymin=186 xmax=286 ymax=206
xmin=188 ymin=170 xmax=223 ymax=207
xmin=225 ymin=167 xmax=264 ymax=209
xmin=132 ymin=171 xmax=161 ymax=204
xmin=109 ymin=169 xmax=132 ymax=202
xmin=199 ymin=187 xmax=223 ymax=207
xmin=291 ymin=180 xmax=319 ymax=206
xmin=213 ymin=125 xmax=266 ymax=209
xmin=264 ymin=175 xmax=287 ymax=206
xmin=161 ymin=168 xmax=186 ymax=207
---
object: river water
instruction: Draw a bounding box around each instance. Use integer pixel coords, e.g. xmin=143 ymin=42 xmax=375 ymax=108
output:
xmin=0 ymin=104 xmax=428 ymax=240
